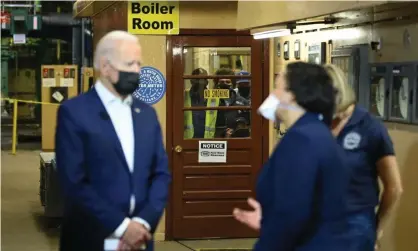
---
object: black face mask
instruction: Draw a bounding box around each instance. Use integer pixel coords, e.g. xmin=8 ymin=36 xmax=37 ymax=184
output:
xmin=218 ymin=83 xmax=231 ymax=90
xmin=238 ymin=86 xmax=250 ymax=98
xmin=113 ymin=71 xmax=139 ymax=96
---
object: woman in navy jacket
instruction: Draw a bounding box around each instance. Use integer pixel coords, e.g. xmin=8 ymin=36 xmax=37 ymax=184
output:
xmin=324 ymin=64 xmax=403 ymax=250
xmin=234 ymin=62 xmax=351 ymax=251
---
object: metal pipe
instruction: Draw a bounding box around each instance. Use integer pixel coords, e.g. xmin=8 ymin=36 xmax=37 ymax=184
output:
xmin=34 ymin=0 xmax=41 ymax=14
xmin=11 ymin=100 xmax=18 ymax=155
xmin=1 ymin=4 xmax=41 ymax=8
xmin=72 ymin=25 xmax=82 ymax=94
xmin=81 ymin=18 xmax=86 ymax=66
xmin=72 ymin=27 xmax=81 ymax=65
xmin=42 ymin=14 xmax=81 ymax=26
xmin=56 ymin=6 xmax=61 ymax=62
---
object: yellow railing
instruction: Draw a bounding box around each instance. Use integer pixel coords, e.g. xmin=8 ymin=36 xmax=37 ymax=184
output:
xmin=1 ymin=98 xmax=59 ymax=155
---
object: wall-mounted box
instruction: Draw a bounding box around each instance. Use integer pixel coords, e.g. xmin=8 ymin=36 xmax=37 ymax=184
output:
xmin=307 ymin=42 xmax=326 ymax=65
xmin=331 ymin=44 xmax=369 ymax=109
xmin=41 ymin=65 xmax=78 ymax=151
xmin=388 ymin=63 xmax=415 ymax=123
xmin=369 ymin=63 xmax=390 ymax=120
xmin=81 ymin=67 xmax=94 ymax=93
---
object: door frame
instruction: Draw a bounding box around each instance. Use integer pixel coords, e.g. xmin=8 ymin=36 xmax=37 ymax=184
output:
xmin=165 ymin=29 xmax=270 ymax=240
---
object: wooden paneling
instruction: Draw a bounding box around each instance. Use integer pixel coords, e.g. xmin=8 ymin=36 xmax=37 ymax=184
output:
xmin=183 ymin=150 xmax=252 ymax=165
xmin=183 ymin=200 xmax=249 ymax=216
xmin=183 ymin=190 xmax=252 ymax=200
xmin=183 ymin=174 xmax=252 ymax=190
xmin=183 ymin=165 xmax=252 ymax=175
xmin=91 ymin=1 xmax=127 ymax=50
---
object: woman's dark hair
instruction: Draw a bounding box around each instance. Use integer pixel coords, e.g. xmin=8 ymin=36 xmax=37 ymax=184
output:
xmin=285 ymin=62 xmax=336 ymax=126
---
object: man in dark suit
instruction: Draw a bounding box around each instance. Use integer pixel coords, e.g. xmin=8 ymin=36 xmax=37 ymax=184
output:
xmin=55 ymin=30 xmax=171 ymax=251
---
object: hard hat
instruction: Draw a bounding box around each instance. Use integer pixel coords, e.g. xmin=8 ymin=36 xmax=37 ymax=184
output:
xmin=236 ymin=71 xmax=251 ymax=84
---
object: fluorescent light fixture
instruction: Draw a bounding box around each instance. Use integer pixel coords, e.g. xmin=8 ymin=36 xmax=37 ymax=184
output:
xmin=253 ymin=29 xmax=291 ymax=40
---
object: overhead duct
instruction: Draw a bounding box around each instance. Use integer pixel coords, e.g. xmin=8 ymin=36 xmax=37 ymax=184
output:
xmin=42 ymin=13 xmax=80 ymax=26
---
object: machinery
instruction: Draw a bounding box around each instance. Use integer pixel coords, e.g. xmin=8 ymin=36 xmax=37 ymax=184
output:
xmin=331 ymin=44 xmax=369 ymax=108
xmin=39 ymin=152 xmax=63 ymax=219
xmin=81 ymin=66 xmax=94 ymax=92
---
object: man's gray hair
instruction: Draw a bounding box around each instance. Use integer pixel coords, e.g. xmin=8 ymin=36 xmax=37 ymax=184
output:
xmin=93 ymin=30 xmax=139 ymax=70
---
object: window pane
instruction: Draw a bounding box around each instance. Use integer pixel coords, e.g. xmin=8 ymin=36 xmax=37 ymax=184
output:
xmin=370 ymin=77 xmax=386 ymax=117
xmin=183 ymin=109 xmax=251 ymax=139
xmin=183 ymin=47 xmax=251 ymax=76
xmin=183 ymin=78 xmax=251 ymax=109
xmin=391 ymin=76 xmax=409 ymax=119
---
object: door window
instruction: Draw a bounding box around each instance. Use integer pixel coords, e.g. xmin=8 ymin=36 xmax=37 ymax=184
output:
xmin=182 ymin=47 xmax=252 ymax=139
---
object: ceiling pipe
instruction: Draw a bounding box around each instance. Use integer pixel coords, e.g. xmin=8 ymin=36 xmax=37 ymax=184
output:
xmin=42 ymin=13 xmax=80 ymax=26
xmin=1 ymin=4 xmax=41 ymax=8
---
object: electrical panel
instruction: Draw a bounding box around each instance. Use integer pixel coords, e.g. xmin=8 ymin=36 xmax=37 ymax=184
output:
xmin=307 ymin=42 xmax=326 ymax=65
xmin=81 ymin=67 xmax=94 ymax=93
xmin=331 ymin=44 xmax=369 ymax=108
xmin=41 ymin=65 xmax=78 ymax=151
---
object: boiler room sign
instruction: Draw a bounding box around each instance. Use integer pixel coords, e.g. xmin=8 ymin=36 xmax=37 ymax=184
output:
xmin=128 ymin=1 xmax=179 ymax=35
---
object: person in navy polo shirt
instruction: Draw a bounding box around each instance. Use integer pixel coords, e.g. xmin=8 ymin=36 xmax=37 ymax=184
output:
xmin=325 ymin=64 xmax=403 ymax=251
xmin=233 ymin=62 xmax=352 ymax=251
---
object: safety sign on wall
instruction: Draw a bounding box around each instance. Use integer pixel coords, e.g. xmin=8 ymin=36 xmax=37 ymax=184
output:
xmin=198 ymin=141 xmax=227 ymax=163
xmin=128 ymin=1 xmax=179 ymax=35
xmin=42 ymin=68 xmax=55 ymax=87
xmin=204 ymin=89 xmax=230 ymax=99
xmin=132 ymin=66 xmax=166 ymax=105
xmin=60 ymin=68 xmax=75 ymax=87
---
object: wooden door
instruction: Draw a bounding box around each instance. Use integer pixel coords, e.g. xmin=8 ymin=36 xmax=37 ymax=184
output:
xmin=169 ymin=35 xmax=264 ymax=239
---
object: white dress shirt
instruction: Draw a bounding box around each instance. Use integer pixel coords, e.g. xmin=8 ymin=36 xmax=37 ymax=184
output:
xmin=95 ymin=81 xmax=150 ymax=238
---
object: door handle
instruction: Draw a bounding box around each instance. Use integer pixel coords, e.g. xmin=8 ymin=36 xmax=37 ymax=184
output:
xmin=174 ymin=145 xmax=183 ymax=153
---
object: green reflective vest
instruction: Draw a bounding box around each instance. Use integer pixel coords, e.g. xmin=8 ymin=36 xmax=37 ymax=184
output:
xmin=184 ymin=90 xmax=219 ymax=139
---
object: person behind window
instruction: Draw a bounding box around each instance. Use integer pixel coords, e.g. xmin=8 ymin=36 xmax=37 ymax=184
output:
xmin=184 ymin=68 xmax=208 ymax=138
xmin=233 ymin=62 xmax=352 ymax=251
xmin=325 ymin=64 xmax=403 ymax=251
xmin=214 ymin=67 xmax=236 ymax=92
xmin=225 ymin=117 xmax=250 ymax=138
xmin=213 ymin=68 xmax=250 ymax=137
xmin=235 ymin=70 xmax=251 ymax=104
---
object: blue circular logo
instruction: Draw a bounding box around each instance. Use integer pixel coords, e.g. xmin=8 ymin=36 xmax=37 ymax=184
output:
xmin=132 ymin=66 xmax=166 ymax=105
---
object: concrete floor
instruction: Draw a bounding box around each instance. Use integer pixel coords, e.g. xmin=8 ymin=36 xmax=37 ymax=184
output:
xmin=1 ymin=150 xmax=255 ymax=251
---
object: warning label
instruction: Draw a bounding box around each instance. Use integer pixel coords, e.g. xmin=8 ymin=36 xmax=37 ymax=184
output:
xmin=198 ymin=141 xmax=227 ymax=163
xmin=204 ymin=89 xmax=230 ymax=99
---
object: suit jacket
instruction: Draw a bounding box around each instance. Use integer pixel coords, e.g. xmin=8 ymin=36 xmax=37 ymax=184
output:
xmin=55 ymin=89 xmax=171 ymax=251
xmin=253 ymin=113 xmax=351 ymax=251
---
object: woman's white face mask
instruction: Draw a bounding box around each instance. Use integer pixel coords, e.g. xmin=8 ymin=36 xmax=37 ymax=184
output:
xmin=258 ymin=94 xmax=281 ymax=122
xmin=258 ymin=94 xmax=305 ymax=122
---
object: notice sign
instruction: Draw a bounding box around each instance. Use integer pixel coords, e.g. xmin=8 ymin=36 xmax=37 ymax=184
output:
xmin=128 ymin=1 xmax=179 ymax=35
xmin=42 ymin=68 xmax=56 ymax=87
xmin=60 ymin=68 xmax=75 ymax=87
xmin=199 ymin=141 xmax=227 ymax=163
xmin=204 ymin=89 xmax=230 ymax=99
